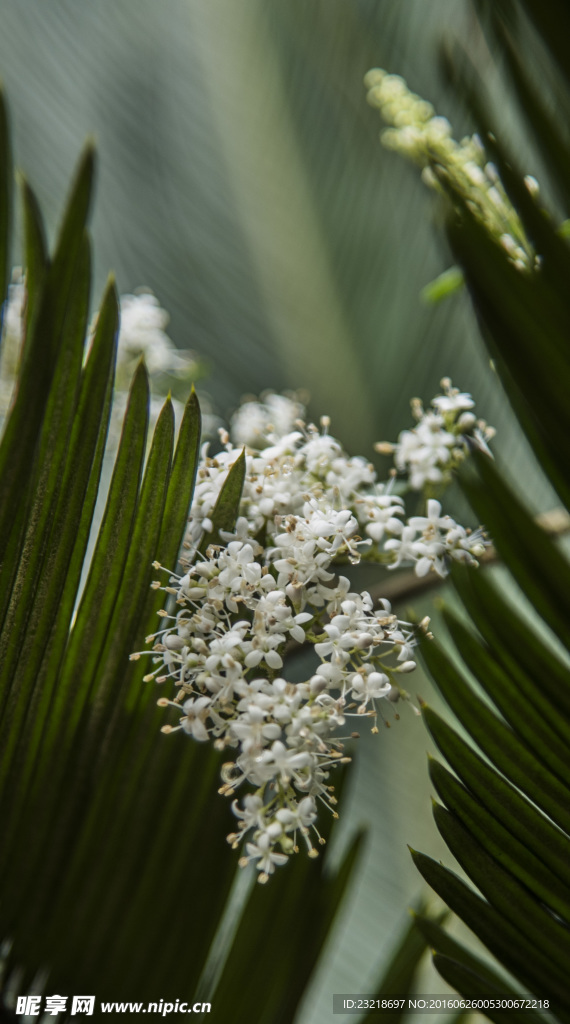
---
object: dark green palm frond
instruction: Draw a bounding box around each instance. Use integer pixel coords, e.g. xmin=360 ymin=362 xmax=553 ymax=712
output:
xmin=0 ymin=92 xmax=364 ymax=1017
xmin=410 ymin=6 xmax=570 ymax=1020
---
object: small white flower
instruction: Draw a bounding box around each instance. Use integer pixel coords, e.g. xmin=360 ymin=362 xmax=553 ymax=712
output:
xmin=432 ymin=391 xmax=474 ymax=414
xmin=180 ymin=696 xmax=212 ymax=741
xmin=275 ymin=796 xmax=317 ymax=831
xmin=408 ymin=499 xmax=455 ymax=534
xmin=384 ymin=526 xmax=421 ymax=569
xmin=245 ymin=832 xmax=289 ymax=875
xmin=231 ymin=794 xmax=266 ymax=832
xmin=230 ymin=706 xmax=281 ymax=753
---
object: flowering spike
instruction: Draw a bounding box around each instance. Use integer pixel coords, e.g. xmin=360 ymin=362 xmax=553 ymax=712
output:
xmin=365 ymin=69 xmax=538 ymax=273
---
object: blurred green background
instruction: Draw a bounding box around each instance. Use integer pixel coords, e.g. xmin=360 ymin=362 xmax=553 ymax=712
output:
xmin=0 ymin=2 xmax=548 ymax=1020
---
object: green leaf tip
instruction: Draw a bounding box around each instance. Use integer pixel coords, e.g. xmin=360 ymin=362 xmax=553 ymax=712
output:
xmin=157 ymin=394 xmax=175 ymax=422
xmin=77 ymin=139 xmax=96 ymax=178
xmin=420 ymin=265 xmax=464 ymax=305
xmin=131 ymin=358 xmax=149 ymax=384
xmin=75 ymin=142 xmax=96 ymax=185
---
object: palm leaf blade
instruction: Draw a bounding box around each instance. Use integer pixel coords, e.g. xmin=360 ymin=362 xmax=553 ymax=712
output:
xmin=431 ymin=802 xmax=570 ymax=970
xmin=422 ymin=705 xmax=570 ymax=887
xmin=429 ymin=758 xmax=570 ymax=919
xmin=412 ymin=851 xmax=570 ymax=1009
xmin=442 ymin=608 xmax=570 ymax=786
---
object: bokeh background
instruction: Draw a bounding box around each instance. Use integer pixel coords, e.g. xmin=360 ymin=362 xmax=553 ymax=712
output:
xmin=0 ymin=2 xmax=548 ymax=1020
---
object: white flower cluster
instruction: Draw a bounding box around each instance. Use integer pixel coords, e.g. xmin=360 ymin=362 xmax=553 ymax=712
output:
xmin=374 ymin=380 xmax=493 ymax=576
xmin=383 ymin=498 xmax=485 ymax=578
xmin=188 ymin=386 xmax=490 ymax=579
xmin=231 ymin=391 xmax=305 ymax=449
xmin=378 ymin=378 xmax=495 ymax=492
xmin=112 ymin=290 xmax=198 ymax=381
xmin=141 ymin=545 xmax=416 ymax=881
xmin=364 ymin=68 xmax=539 ymax=272
xmin=136 ymin=388 xmax=491 ymax=879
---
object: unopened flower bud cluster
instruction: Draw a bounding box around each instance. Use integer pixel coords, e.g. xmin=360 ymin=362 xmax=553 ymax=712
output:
xmin=136 ymin=386 xmax=491 ymax=880
xmin=364 ymin=68 xmax=539 ymax=272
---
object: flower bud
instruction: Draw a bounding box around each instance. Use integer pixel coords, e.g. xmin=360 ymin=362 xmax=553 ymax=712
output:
xmin=309 ymin=675 xmax=327 ymax=695
xmin=457 ymin=412 xmax=476 ymax=431
xmin=396 ymin=660 xmax=416 ymax=674
xmin=165 ymin=634 xmax=185 ymax=650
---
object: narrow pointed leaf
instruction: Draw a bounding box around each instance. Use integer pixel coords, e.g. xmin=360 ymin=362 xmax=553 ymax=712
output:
xmin=415 ymin=17 xmax=570 ymax=1019
xmin=0 ymin=146 xmax=95 ymax=562
xmin=21 ymin=178 xmax=48 ymax=357
xmin=159 ymin=386 xmax=201 ymax=568
xmin=49 ymin=145 xmax=95 ymax=332
xmin=198 ymin=447 xmax=246 ymax=553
